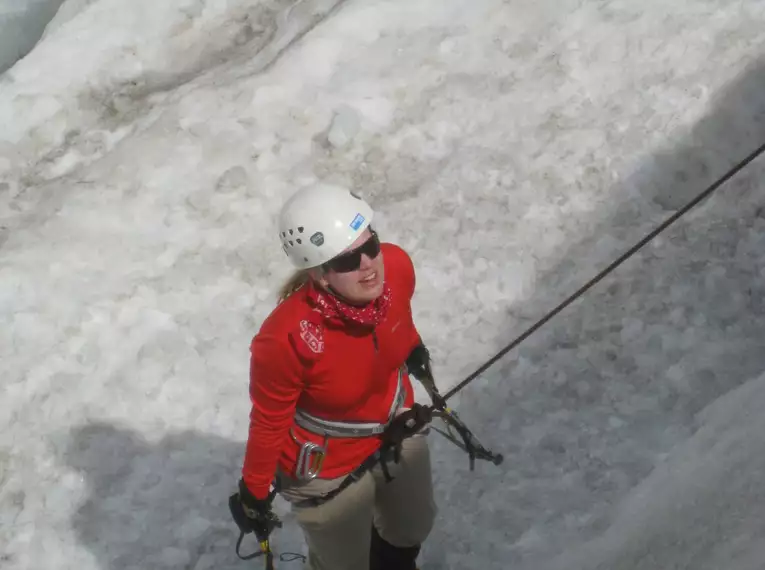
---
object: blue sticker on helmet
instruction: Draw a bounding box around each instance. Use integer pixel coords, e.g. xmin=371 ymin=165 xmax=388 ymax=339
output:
xmin=349 ymin=213 xmax=365 ymax=230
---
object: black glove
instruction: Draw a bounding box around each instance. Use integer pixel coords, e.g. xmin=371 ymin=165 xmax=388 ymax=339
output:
xmin=405 ymin=343 xmax=432 ymax=380
xmin=381 ymin=403 xmax=433 ymax=462
xmin=405 ymin=343 xmax=446 ymax=409
xmin=229 ymin=479 xmax=282 ymax=541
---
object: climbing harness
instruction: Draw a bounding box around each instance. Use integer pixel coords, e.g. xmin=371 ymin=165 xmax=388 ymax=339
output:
xmin=288 ymin=367 xmax=407 ymax=481
xmin=287 ymin=364 xmax=503 ymax=511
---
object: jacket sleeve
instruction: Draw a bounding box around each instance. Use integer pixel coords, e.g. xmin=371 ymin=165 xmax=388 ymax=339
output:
xmin=241 ymin=331 xmax=305 ymax=499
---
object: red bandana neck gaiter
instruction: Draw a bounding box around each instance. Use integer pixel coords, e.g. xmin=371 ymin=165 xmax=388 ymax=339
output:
xmin=307 ymin=280 xmax=392 ymax=327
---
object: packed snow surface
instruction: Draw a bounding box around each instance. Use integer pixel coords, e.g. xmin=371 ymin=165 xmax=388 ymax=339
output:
xmin=2 ymin=1 xmax=765 ymax=569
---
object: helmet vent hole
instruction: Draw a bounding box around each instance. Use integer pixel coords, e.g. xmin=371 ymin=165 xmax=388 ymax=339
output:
xmin=296 ymin=239 xmax=302 ymax=244
xmin=289 ymin=229 xmax=294 ymax=235
xmin=289 ymin=241 xmax=294 ymax=246
xmin=298 ymin=226 xmax=304 ymax=233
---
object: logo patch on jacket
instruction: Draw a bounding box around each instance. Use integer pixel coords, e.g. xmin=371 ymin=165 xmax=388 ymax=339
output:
xmin=299 ymin=319 xmax=324 ymax=354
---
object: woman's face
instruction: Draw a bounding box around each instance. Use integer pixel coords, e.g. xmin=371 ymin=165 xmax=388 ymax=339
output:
xmin=318 ymin=228 xmax=385 ymax=305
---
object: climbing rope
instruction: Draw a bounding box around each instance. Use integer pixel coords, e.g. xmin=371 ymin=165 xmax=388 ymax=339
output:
xmin=444 ymin=140 xmax=765 ymax=401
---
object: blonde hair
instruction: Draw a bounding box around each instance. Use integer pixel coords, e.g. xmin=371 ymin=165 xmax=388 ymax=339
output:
xmin=278 ymin=269 xmax=313 ymax=302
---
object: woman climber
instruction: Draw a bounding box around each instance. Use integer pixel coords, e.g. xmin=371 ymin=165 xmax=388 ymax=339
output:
xmin=229 ymin=183 xmax=438 ymax=570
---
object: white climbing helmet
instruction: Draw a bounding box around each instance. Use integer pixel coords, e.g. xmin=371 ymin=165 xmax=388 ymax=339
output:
xmin=278 ymin=184 xmax=374 ymax=269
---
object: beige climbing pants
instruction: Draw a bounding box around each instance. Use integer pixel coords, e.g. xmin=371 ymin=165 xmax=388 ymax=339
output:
xmin=278 ymin=434 xmax=437 ymax=570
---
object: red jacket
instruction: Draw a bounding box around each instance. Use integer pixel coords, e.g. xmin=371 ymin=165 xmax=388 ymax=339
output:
xmin=242 ymin=243 xmax=422 ymax=499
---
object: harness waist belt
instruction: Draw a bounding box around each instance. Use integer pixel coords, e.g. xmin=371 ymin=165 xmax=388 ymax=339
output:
xmin=293 ymin=368 xmax=405 ymax=438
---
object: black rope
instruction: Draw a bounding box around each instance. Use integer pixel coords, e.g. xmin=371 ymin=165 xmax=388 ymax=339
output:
xmin=233 ymin=530 xmax=307 ymax=565
xmin=444 ymin=140 xmax=765 ymax=402
xmin=280 ymin=553 xmax=308 ymax=563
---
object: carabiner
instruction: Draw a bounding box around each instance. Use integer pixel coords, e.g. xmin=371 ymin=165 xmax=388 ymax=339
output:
xmin=291 ymin=429 xmax=329 ymax=481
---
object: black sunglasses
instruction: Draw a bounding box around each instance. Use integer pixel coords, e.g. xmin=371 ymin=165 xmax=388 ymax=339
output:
xmin=323 ymin=230 xmax=381 ymax=273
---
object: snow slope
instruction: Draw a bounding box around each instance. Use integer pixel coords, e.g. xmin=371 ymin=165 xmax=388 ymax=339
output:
xmin=554 ymin=368 xmax=765 ymax=570
xmin=2 ymin=0 xmax=765 ymax=569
